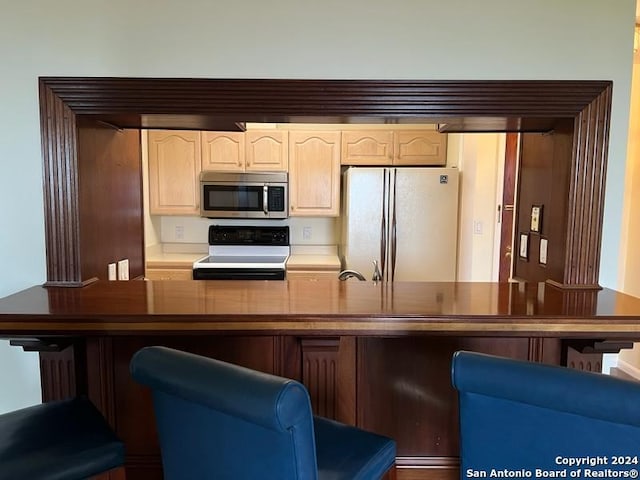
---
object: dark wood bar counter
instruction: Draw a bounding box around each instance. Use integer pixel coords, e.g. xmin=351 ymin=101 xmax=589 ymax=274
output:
xmin=2 ymin=280 xmax=640 ymax=336
xmin=2 ymin=279 xmax=640 ymax=480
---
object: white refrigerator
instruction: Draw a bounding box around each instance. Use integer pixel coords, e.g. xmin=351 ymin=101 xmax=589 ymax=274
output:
xmin=341 ymin=167 xmax=459 ymax=282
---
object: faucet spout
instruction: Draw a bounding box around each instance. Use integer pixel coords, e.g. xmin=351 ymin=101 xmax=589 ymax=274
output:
xmin=338 ymin=269 xmax=366 ymax=281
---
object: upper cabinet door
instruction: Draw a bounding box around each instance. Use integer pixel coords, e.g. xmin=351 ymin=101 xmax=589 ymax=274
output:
xmin=201 ymin=132 xmax=245 ymax=171
xmin=289 ymin=131 xmax=341 ymax=217
xmin=148 ymin=130 xmax=201 ymax=215
xmin=393 ymin=130 xmax=447 ymax=166
xmin=245 ymin=130 xmax=288 ymax=171
xmin=341 ymin=131 xmax=393 ymax=165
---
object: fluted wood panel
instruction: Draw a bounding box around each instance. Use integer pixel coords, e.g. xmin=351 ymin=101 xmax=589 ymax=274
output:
xmin=562 ymin=85 xmax=612 ymax=288
xmin=40 ymin=349 xmax=76 ymax=401
xmin=40 ymin=78 xmax=610 ymax=118
xmin=302 ymin=338 xmax=339 ymax=419
xmin=39 ymin=82 xmax=81 ymax=285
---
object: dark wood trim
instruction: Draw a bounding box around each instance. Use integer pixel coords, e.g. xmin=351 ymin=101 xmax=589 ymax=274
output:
xmin=86 ymin=337 xmax=117 ymax=427
xmin=37 ymin=78 xmax=613 ymax=287
xmin=562 ymin=85 xmax=612 ymax=288
xmin=40 ymin=82 xmax=81 ymax=284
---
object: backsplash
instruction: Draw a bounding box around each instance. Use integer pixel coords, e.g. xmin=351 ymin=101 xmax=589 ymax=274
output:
xmin=156 ymin=216 xmax=339 ymax=246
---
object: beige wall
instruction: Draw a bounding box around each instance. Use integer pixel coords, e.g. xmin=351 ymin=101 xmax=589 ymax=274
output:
xmin=456 ymin=134 xmax=505 ymax=282
xmin=618 ymin=57 xmax=640 ymax=373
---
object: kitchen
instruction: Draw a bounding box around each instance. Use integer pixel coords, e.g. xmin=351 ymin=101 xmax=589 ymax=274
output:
xmin=142 ymin=124 xmax=506 ymax=286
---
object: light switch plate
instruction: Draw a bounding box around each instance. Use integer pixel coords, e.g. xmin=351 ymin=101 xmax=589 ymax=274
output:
xmin=117 ymin=259 xmax=129 ymax=280
xmin=519 ymin=233 xmax=529 ymax=260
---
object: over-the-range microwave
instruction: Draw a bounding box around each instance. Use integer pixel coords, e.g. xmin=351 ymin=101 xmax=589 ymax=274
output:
xmin=200 ymin=171 xmax=288 ymax=219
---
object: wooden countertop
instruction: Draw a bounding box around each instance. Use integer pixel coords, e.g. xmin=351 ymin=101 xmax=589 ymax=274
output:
xmin=2 ymin=281 xmax=640 ymax=337
xmin=286 ymin=254 xmax=341 ymax=271
xmin=145 ymin=252 xmax=206 ymax=269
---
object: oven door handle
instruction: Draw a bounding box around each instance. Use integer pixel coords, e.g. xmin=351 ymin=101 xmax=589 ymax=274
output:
xmin=263 ymin=185 xmax=269 ymax=215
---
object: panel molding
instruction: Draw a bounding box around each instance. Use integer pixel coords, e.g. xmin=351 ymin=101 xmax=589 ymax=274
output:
xmin=38 ymin=78 xmax=613 ymax=287
xmin=40 ymin=82 xmax=81 ymax=285
xmin=562 ymin=85 xmax=612 ymax=288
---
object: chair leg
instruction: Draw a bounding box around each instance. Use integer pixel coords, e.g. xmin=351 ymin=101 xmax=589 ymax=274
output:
xmin=91 ymin=466 xmax=126 ymax=480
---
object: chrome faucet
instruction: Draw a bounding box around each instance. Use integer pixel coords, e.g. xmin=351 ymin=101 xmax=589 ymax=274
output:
xmin=371 ymin=260 xmax=382 ymax=283
xmin=338 ymin=269 xmax=366 ymax=281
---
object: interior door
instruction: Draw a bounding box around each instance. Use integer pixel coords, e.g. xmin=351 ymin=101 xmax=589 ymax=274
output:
xmin=498 ymin=133 xmax=519 ymax=282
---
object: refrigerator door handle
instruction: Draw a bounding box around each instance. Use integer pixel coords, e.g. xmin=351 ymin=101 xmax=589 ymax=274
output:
xmin=391 ymin=168 xmax=397 ymax=282
xmin=380 ymin=169 xmax=387 ymax=279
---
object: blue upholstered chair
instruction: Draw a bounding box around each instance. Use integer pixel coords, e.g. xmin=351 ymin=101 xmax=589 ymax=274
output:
xmin=452 ymin=351 xmax=640 ymax=479
xmin=130 ymin=346 xmax=396 ymax=480
xmin=0 ymin=396 xmax=125 ymax=480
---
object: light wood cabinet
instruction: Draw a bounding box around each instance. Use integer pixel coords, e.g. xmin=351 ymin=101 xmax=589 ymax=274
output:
xmin=341 ymin=130 xmax=394 ymax=165
xmin=286 ymin=271 xmax=339 ymax=280
xmin=340 ymin=129 xmax=447 ymax=166
xmin=394 ymin=130 xmax=447 ymax=165
xmin=145 ymin=267 xmax=193 ymax=280
xmin=245 ymin=130 xmax=288 ymax=171
xmin=201 ymin=132 xmax=245 ymax=172
xmin=288 ymin=131 xmax=341 ymax=217
xmin=148 ymin=130 xmax=201 ymax=215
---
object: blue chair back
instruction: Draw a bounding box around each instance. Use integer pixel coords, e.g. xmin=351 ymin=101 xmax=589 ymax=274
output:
xmin=452 ymin=351 xmax=640 ymax=478
xmin=130 ymin=346 xmax=318 ymax=480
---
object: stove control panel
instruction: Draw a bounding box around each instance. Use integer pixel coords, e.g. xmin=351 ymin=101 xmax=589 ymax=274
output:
xmin=208 ymin=225 xmax=289 ymax=246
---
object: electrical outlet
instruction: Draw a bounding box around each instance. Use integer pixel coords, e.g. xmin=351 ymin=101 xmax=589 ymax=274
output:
xmin=473 ymin=221 xmax=483 ymax=235
xmin=108 ymin=263 xmax=117 ymax=281
xmin=302 ymin=226 xmax=312 ymax=240
xmin=175 ymin=225 xmax=184 ymax=240
xmin=117 ymin=259 xmax=129 ymax=280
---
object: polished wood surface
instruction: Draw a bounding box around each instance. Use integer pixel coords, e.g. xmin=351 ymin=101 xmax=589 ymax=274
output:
xmin=514 ymin=121 xmax=573 ymax=285
xmin=77 ymin=120 xmax=143 ymax=282
xmin=2 ymin=279 xmax=632 ymax=480
xmin=2 ymin=281 xmax=640 ymax=336
xmin=39 ymin=78 xmax=612 ymax=288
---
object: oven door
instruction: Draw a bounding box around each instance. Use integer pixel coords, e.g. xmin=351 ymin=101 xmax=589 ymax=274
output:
xmin=193 ymin=267 xmax=286 ymax=280
xmin=201 ymin=182 xmax=287 ymax=219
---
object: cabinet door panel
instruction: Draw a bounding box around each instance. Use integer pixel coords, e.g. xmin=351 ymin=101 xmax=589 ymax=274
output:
xmin=289 ymin=131 xmax=341 ymax=216
xmin=245 ymin=130 xmax=288 ymax=171
xmin=201 ymin=132 xmax=245 ymax=171
xmin=148 ymin=130 xmax=201 ymax=215
xmin=341 ymin=131 xmax=393 ymax=165
xmin=394 ymin=130 xmax=447 ymax=166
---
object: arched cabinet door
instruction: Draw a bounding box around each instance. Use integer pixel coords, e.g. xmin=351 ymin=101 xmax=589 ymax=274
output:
xmin=288 ymin=131 xmax=341 ymax=217
xmin=148 ymin=130 xmax=201 ymax=215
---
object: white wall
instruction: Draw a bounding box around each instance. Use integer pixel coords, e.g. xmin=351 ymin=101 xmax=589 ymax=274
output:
xmin=0 ymin=0 xmax=636 ymax=412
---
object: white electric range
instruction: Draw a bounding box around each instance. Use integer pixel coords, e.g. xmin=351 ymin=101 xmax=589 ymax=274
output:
xmin=192 ymin=225 xmax=290 ymax=280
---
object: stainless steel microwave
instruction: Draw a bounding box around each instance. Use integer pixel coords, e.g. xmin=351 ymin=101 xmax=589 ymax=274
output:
xmin=200 ymin=171 xmax=288 ymax=219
